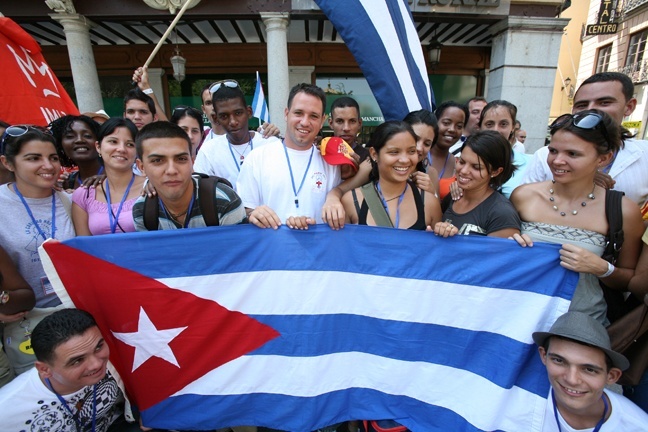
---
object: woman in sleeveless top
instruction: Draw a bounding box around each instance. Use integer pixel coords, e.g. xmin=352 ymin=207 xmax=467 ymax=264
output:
xmin=341 ymin=121 xmax=441 ymax=230
xmin=72 ymin=118 xmax=145 ymax=235
xmin=511 ymin=110 xmax=643 ymax=325
xmin=0 ymin=126 xmax=76 ymax=374
xmin=432 ymin=101 xmax=467 ymax=199
xmin=433 ymin=130 xmax=521 ymax=238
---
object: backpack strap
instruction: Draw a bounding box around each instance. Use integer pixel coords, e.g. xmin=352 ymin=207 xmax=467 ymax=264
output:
xmin=142 ymin=194 xmax=160 ymax=231
xmin=603 ymin=189 xmax=625 ymax=263
xmin=194 ymin=172 xmax=233 ymax=227
xmin=361 ymin=182 xmax=393 ymax=228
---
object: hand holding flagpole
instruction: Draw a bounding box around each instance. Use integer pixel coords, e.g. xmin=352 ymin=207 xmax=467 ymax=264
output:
xmin=142 ymin=0 xmax=193 ymax=69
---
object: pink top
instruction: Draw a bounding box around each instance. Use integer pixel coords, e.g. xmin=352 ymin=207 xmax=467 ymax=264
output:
xmin=72 ymin=186 xmax=137 ymax=235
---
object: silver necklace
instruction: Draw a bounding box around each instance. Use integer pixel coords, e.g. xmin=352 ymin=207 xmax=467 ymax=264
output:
xmin=548 ymin=180 xmax=596 ymax=216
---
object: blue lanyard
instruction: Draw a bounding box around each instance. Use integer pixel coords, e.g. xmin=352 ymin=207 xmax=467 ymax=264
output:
xmin=282 ymin=141 xmax=314 ymax=209
xmin=45 ymin=378 xmax=96 ymax=432
xmin=376 ymin=181 xmax=408 ymax=228
xmin=13 ymin=183 xmax=56 ymax=240
xmin=552 ymin=389 xmax=608 ymax=432
xmin=227 ymin=133 xmax=253 ymax=172
xmin=160 ymin=189 xmax=195 ymax=228
xmin=104 ymin=174 xmax=135 ymax=234
xmin=76 ymin=166 xmax=104 ymax=186
xmin=430 ymin=152 xmax=450 ymax=179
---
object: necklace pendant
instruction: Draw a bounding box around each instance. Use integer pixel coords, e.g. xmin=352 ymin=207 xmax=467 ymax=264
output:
xmin=581 ymin=201 xmax=587 ymax=207
xmin=588 ymin=193 xmax=595 ymax=200
xmin=572 ymin=210 xmax=578 ymax=215
xmin=295 ymin=198 xmax=299 ymax=208
xmin=560 ymin=211 xmax=566 ymax=216
xmin=552 ymin=205 xmax=558 ymax=211
xmin=240 ymin=155 xmax=245 ymax=160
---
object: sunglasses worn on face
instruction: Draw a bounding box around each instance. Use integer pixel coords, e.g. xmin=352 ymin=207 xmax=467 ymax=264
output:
xmin=0 ymin=125 xmax=52 ymax=155
xmin=209 ymin=80 xmax=239 ymax=94
xmin=550 ymin=112 xmax=611 ymax=147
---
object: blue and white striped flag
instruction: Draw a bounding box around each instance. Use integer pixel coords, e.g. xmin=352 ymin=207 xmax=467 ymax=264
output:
xmin=252 ymin=71 xmax=270 ymax=124
xmin=314 ymin=0 xmax=434 ymax=120
xmin=41 ymin=225 xmax=577 ymax=431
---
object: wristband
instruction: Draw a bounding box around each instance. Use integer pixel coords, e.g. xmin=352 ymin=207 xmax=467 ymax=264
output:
xmin=142 ymin=88 xmax=154 ymax=95
xmin=0 ymin=291 xmax=9 ymax=305
xmin=597 ymin=262 xmax=615 ymax=278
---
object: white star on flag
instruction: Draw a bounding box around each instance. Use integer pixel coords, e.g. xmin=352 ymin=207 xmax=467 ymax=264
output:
xmin=112 ymin=307 xmax=188 ymax=372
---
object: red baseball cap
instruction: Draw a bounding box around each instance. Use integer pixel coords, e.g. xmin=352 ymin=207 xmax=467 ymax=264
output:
xmin=320 ymin=136 xmax=357 ymax=171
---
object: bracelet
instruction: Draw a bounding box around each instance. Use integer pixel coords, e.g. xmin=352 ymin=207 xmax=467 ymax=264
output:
xmin=0 ymin=291 xmax=9 ymax=305
xmin=597 ymin=262 xmax=615 ymax=278
xmin=142 ymin=88 xmax=154 ymax=95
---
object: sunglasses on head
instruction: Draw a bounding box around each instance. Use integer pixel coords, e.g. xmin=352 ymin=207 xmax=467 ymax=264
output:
xmin=0 ymin=125 xmax=52 ymax=155
xmin=550 ymin=112 xmax=611 ymax=148
xmin=172 ymin=105 xmax=202 ymax=117
xmin=209 ymin=80 xmax=239 ymax=94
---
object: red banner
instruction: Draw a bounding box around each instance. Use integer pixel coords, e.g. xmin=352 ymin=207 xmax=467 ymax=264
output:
xmin=0 ymin=17 xmax=78 ymax=126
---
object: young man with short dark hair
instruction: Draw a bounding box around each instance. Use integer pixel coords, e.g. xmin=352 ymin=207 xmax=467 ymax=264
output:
xmin=124 ymin=88 xmax=158 ymax=131
xmin=132 ymin=121 xmax=247 ymax=230
xmin=328 ymin=96 xmax=369 ymax=162
xmin=533 ymin=311 xmax=647 ymax=431
xmin=194 ymin=81 xmax=280 ymax=188
xmin=0 ymin=308 xmax=133 ymax=431
xmin=237 ymin=83 xmax=342 ymax=229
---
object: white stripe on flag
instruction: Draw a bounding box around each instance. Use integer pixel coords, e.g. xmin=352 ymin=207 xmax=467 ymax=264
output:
xmin=160 ymin=270 xmax=570 ymax=344
xmin=172 ymin=352 xmax=545 ymax=432
xmin=357 ymin=0 xmax=423 ymax=114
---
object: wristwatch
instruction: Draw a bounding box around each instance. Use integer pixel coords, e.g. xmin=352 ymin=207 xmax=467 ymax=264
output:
xmin=0 ymin=291 xmax=9 ymax=305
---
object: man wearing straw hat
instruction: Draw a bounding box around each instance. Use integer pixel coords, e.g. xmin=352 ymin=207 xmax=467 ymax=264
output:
xmin=533 ymin=312 xmax=647 ymax=431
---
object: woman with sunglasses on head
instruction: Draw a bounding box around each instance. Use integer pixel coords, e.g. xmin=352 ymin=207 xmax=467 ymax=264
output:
xmin=0 ymin=126 xmax=75 ymax=374
xmin=171 ymin=105 xmax=204 ymax=157
xmin=511 ymin=109 xmax=643 ymax=325
xmin=72 ymin=118 xmax=145 ymax=235
xmin=341 ymin=120 xmax=441 ymax=229
xmin=49 ymin=114 xmax=102 ymax=190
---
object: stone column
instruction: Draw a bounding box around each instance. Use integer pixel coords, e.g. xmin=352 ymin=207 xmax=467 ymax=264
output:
xmin=50 ymin=13 xmax=103 ymax=112
xmin=289 ymin=66 xmax=315 ymax=92
xmin=147 ymin=68 xmax=166 ymax=113
xmin=261 ymin=12 xmax=290 ymax=133
xmin=488 ymin=16 xmax=570 ymax=153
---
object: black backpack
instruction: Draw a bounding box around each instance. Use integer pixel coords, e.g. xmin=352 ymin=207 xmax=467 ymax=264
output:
xmin=143 ymin=173 xmax=232 ymax=230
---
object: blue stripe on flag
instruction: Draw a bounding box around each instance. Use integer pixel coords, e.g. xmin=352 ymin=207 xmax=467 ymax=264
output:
xmin=60 ymin=225 xmax=575 ymax=300
xmin=250 ymin=314 xmax=548 ymax=396
xmin=143 ymin=389 xmax=497 ymax=431
xmin=314 ymin=0 xmax=433 ymax=120
xmin=252 ymin=71 xmax=270 ymax=123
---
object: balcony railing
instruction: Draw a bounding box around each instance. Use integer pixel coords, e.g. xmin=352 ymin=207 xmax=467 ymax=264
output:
xmin=616 ymin=59 xmax=648 ymax=83
xmin=623 ymin=0 xmax=648 ymax=14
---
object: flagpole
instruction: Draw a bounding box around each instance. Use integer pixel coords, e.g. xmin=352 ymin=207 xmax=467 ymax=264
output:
xmin=143 ymin=0 xmax=193 ymax=68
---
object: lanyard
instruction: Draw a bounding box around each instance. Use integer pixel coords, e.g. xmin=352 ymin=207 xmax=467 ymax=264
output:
xmin=282 ymin=141 xmax=314 ymax=209
xmin=45 ymin=378 xmax=97 ymax=432
xmin=104 ymin=174 xmax=135 ymax=234
xmin=227 ymin=133 xmax=253 ymax=172
xmin=376 ymin=181 xmax=408 ymax=228
xmin=552 ymin=389 xmax=608 ymax=432
xmin=160 ymin=189 xmax=195 ymax=229
xmin=13 ymin=183 xmax=56 ymax=240
xmin=430 ymin=152 xmax=450 ymax=179
xmin=76 ymin=166 xmax=104 ymax=186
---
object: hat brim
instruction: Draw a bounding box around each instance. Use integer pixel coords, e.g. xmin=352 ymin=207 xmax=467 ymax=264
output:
xmin=533 ymin=331 xmax=629 ymax=371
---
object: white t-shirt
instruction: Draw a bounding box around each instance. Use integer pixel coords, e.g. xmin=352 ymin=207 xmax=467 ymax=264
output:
xmin=237 ymin=141 xmax=341 ymax=223
xmin=194 ymin=133 xmax=279 ymax=189
xmin=543 ymin=388 xmax=648 ymax=431
xmin=0 ymin=367 xmax=123 ymax=431
xmin=521 ymin=138 xmax=648 ymax=205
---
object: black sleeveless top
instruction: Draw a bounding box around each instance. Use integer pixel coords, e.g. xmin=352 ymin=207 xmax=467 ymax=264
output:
xmin=355 ymin=181 xmax=426 ymax=230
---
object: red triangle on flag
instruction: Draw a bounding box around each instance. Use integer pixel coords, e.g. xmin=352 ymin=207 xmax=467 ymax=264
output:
xmin=44 ymin=242 xmax=280 ymax=410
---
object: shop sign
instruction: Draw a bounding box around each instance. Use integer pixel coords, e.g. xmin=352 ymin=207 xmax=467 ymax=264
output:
xmin=622 ymin=120 xmax=642 ymax=129
xmin=586 ymin=0 xmax=618 ymax=36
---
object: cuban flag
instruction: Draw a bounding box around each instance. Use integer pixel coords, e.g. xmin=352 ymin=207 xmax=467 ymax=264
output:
xmin=40 ymin=225 xmax=577 ymax=431
xmin=252 ymin=71 xmax=270 ymax=124
xmin=314 ymin=0 xmax=434 ymax=120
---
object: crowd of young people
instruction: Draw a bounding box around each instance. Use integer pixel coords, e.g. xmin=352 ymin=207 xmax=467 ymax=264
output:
xmin=0 ymin=70 xmax=647 ymax=431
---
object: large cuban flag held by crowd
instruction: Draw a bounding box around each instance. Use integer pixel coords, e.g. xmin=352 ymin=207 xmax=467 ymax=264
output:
xmin=314 ymin=0 xmax=434 ymax=120
xmin=41 ymin=225 xmax=577 ymax=431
